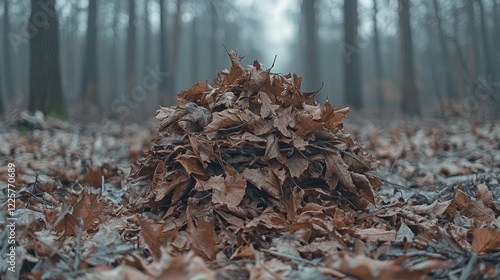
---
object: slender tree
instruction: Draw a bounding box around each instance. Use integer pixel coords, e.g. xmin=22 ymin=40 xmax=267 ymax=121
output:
xmin=302 ymin=0 xmax=320 ymax=91
xmin=159 ymin=0 xmax=169 ymax=103
xmin=144 ymin=0 xmax=152 ymax=67
xmin=343 ymin=0 xmax=362 ymax=109
xmin=81 ymin=0 xmax=98 ymax=106
xmin=68 ymin=1 xmax=81 ymax=97
xmin=432 ymin=0 xmax=455 ymax=99
xmin=3 ymin=0 xmax=13 ymax=98
xmin=450 ymin=1 xmax=469 ymax=98
xmin=210 ymin=2 xmax=218 ymax=77
xmin=466 ymin=0 xmax=479 ymax=81
xmin=372 ymin=0 xmax=384 ymax=107
xmin=425 ymin=2 xmax=444 ymax=116
xmin=477 ymin=0 xmax=492 ymax=75
xmin=398 ymin=0 xmax=420 ymax=116
xmin=0 ymin=65 xmax=3 ymax=116
xmin=111 ymin=0 xmax=121 ymax=99
xmin=168 ymin=0 xmax=182 ymax=99
xmin=494 ymin=0 xmax=500 ymax=82
xmin=125 ymin=0 xmax=136 ymax=94
xmin=28 ymin=0 xmax=67 ymax=117
xmin=191 ymin=2 xmax=199 ymax=82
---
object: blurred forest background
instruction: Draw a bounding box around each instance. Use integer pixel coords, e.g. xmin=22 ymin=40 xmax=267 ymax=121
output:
xmin=0 ymin=0 xmax=498 ymax=121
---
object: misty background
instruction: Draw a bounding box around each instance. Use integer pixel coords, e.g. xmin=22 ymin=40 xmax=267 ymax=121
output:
xmin=0 ymin=0 xmax=498 ymax=121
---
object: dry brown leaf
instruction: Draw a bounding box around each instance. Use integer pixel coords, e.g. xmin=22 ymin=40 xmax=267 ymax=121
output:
xmin=258 ymin=91 xmax=279 ymax=118
xmin=409 ymin=200 xmax=453 ymax=217
xmin=286 ymin=150 xmax=309 ymax=178
xmin=351 ymin=173 xmax=376 ymax=205
xmin=471 ymin=227 xmax=500 ymax=254
xmin=243 ymin=167 xmax=282 ymax=198
xmin=225 ymin=50 xmax=246 ymax=85
xmin=175 ymin=153 xmax=205 ymax=175
xmin=355 ymin=228 xmax=397 ymax=242
xmin=53 ymin=205 xmax=79 ymax=236
xmin=204 ymin=108 xmax=243 ymax=133
xmin=454 ymin=189 xmax=495 ymax=223
xmin=476 ymin=183 xmax=493 ymax=206
xmin=325 ymin=151 xmax=355 ymax=193
xmin=327 ymin=253 xmax=425 ymax=280
xmin=187 ymin=216 xmax=219 ymax=260
xmin=138 ymin=216 xmax=163 ymax=259
xmin=212 ymin=171 xmax=247 ymax=208
xmin=73 ymin=189 xmax=107 ymax=231
xmin=262 ymin=133 xmax=285 ymax=163
xmin=153 ymin=168 xmax=191 ymax=202
xmin=246 ymin=211 xmax=287 ymax=230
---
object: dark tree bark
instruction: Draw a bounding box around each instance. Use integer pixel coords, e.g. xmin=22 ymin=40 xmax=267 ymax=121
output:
xmin=81 ymin=0 xmax=98 ymax=106
xmin=191 ymin=3 xmax=199 ymax=82
xmin=372 ymin=0 xmax=384 ymax=107
xmin=144 ymin=0 xmax=151 ymax=67
xmin=28 ymin=0 xmax=67 ymax=117
xmin=302 ymin=0 xmax=320 ymax=91
xmin=125 ymin=0 xmax=136 ymax=93
xmin=450 ymin=1 xmax=469 ymax=98
xmin=466 ymin=0 xmax=479 ymax=81
xmin=0 ymin=65 xmax=3 ymax=115
xmin=432 ymin=0 xmax=455 ymax=99
xmin=494 ymin=0 xmax=500 ymax=82
xmin=425 ymin=2 xmax=444 ymax=116
xmin=477 ymin=0 xmax=492 ymax=75
xmin=343 ymin=0 xmax=362 ymax=109
xmin=210 ymin=2 xmax=218 ymax=77
xmin=159 ymin=0 xmax=169 ymax=102
xmin=3 ymin=0 xmax=13 ymax=98
xmin=67 ymin=1 xmax=81 ymax=97
xmin=168 ymin=0 xmax=182 ymax=99
xmin=398 ymin=0 xmax=420 ymax=116
xmin=111 ymin=0 xmax=121 ymax=99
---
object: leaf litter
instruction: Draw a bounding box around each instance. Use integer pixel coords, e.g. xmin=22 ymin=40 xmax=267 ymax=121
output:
xmin=1 ymin=51 xmax=499 ymax=279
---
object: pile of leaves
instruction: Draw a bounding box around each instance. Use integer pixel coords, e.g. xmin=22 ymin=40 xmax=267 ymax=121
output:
xmin=128 ymin=50 xmax=381 ymax=261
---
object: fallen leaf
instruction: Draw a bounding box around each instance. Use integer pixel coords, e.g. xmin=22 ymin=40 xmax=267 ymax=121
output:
xmin=472 ymin=227 xmax=500 ymax=254
xmin=355 ymin=228 xmax=397 ymax=242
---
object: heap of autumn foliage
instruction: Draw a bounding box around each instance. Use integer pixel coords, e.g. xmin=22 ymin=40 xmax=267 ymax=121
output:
xmin=129 ymin=50 xmax=381 ymax=260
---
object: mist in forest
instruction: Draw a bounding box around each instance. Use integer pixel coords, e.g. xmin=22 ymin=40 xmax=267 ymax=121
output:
xmin=0 ymin=0 xmax=498 ymax=121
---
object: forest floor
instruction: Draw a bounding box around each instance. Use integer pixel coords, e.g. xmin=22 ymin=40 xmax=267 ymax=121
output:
xmin=0 ymin=111 xmax=499 ymax=280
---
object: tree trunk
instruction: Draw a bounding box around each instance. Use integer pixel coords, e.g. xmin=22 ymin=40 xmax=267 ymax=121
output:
xmin=210 ymin=2 xmax=218 ymax=77
xmin=398 ymin=0 xmax=420 ymax=116
xmin=144 ymin=0 xmax=151 ymax=67
xmin=0 ymin=64 xmax=3 ymax=115
xmin=159 ymin=0 xmax=169 ymax=103
xmin=168 ymin=0 xmax=182 ymax=99
xmin=450 ymin=1 xmax=466 ymax=98
xmin=372 ymin=0 xmax=384 ymax=108
xmin=28 ymin=0 xmax=67 ymax=118
xmin=425 ymin=2 xmax=444 ymax=117
xmin=477 ymin=0 xmax=492 ymax=75
xmin=343 ymin=0 xmax=362 ymax=109
xmin=125 ymin=0 xmax=136 ymax=94
xmin=302 ymin=0 xmax=320 ymax=91
xmin=432 ymin=0 xmax=455 ymax=100
xmin=3 ymin=0 xmax=13 ymax=98
xmin=111 ymin=0 xmax=120 ymax=100
xmin=494 ymin=0 xmax=500 ymax=82
xmin=81 ymin=0 xmax=98 ymax=106
xmin=466 ymin=0 xmax=479 ymax=82
xmin=191 ymin=3 xmax=199 ymax=82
